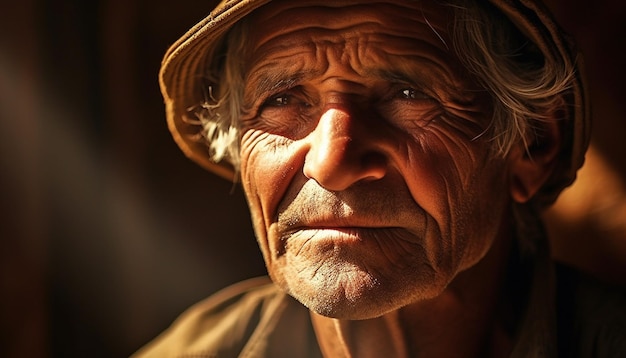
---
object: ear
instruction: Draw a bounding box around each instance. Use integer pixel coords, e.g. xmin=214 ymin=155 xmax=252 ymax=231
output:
xmin=508 ymin=113 xmax=562 ymax=203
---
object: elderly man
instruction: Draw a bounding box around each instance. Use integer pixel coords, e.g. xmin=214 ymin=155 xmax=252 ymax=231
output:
xmin=135 ymin=0 xmax=625 ymax=356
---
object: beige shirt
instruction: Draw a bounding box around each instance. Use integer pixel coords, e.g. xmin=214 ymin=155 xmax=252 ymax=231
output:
xmin=133 ymin=248 xmax=625 ymax=357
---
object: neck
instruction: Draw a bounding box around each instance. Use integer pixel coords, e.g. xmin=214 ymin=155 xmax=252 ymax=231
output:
xmin=310 ymin=229 xmax=515 ymax=358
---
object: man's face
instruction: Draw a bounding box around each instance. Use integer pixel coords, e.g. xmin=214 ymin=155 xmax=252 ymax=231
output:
xmin=238 ymin=0 xmax=513 ymax=319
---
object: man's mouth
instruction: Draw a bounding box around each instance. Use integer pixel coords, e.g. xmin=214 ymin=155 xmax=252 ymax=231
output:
xmin=281 ymin=225 xmax=414 ymax=245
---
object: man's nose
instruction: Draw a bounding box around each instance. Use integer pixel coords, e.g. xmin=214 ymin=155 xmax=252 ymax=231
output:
xmin=303 ymin=107 xmax=388 ymax=191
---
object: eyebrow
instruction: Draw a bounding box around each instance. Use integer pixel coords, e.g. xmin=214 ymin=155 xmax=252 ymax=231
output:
xmin=246 ymin=68 xmax=319 ymax=103
xmin=373 ymin=69 xmax=420 ymax=85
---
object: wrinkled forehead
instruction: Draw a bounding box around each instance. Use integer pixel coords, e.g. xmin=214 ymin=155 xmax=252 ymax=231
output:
xmin=246 ymin=0 xmax=456 ymax=51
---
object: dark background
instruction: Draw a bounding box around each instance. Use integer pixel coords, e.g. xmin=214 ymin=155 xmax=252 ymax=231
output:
xmin=1 ymin=1 xmax=625 ymax=357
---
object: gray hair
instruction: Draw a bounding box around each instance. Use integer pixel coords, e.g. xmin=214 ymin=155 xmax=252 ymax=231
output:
xmin=192 ymin=0 xmax=575 ymax=173
xmin=188 ymin=17 xmax=250 ymax=169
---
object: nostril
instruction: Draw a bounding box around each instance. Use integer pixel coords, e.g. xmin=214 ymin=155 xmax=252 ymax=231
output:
xmin=360 ymin=152 xmax=388 ymax=180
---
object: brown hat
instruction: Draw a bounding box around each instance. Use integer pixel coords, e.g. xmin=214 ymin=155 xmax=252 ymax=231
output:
xmin=159 ymin=0 xmax=590 ymax=204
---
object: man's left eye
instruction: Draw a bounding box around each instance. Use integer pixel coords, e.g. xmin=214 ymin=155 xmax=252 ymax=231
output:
xmin=399 ymin=88 xmax=430 ymax=100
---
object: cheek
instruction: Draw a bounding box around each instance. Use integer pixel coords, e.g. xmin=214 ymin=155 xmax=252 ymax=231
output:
xmin=402 ymin=130 xmax=509 ymax=266
xmin=241 ymin=130 xmax=282 ymax=223
xmin=401 ymin=132 xmax=477 ymax=220
xmin=240 ymin=130 xmax=303 ymax=254
xmin=457 ymin=171 xmax=509 ymax=269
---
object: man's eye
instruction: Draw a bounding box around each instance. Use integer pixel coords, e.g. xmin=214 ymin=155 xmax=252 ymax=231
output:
xmin=261 ymin=90 xmax=312 ymax=110
xmin=399 ymin=88 xmax=430 ymax=100
xmin=263 ymin=92 xmax=308 ymax=108
xmin=266 ymin=94 xmax=291 ymax=107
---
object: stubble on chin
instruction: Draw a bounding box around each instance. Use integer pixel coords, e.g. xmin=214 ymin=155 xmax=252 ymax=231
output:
xmin=268 ymin=228 xmax=446 ymax=319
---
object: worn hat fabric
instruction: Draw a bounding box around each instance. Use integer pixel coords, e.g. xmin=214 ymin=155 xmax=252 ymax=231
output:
xmin=159 ymin=0 xmax=590 ymax=204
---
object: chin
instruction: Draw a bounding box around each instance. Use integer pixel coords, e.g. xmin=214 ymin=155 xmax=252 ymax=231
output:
xmin=305 ymin=296 xmax=399 ymax=320
xmin=273 ymin=260 xmax=448 ymax=320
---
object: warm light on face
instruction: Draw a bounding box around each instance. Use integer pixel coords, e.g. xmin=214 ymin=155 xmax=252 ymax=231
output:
xmin=238 ymin=0 xmax=512 ymax=319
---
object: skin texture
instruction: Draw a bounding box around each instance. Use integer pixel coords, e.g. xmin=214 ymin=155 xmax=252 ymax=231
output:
xmin=237 ymin=0 xmax=557 ymax=356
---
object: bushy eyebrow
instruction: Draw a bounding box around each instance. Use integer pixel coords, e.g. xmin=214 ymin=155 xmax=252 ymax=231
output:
xmin=373 ymin=69 xmax=421 ymax=85
xmin=246 ymin=68 xmax=319 ymax=103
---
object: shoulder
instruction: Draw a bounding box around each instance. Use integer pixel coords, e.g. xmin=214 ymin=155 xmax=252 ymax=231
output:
xmin=555 ymin=263 xmax=626 ymax=357
xmin=132 ymin=276 xmax=310 ymax=358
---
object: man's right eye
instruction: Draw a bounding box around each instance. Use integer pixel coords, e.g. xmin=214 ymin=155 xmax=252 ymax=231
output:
xmin=260 ymin=89 xmax=313 ymax=110
xmin=253 ymin=89 xmax=316 ymax=137
xmin=265 ymin=94 xmax=291 ymax=107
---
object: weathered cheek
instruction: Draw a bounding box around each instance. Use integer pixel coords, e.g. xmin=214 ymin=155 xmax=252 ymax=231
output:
xmin=240 ymin=129 xmax=303 ymax=225
xmin=240 ymin=130 xmax=280 ymax=264
xmin=240 ymin=130 xmax=265 ymax=193
xmin=425 ymin=126 xmax=493 ymax=186
xmin=240 ymin=131 xmax=274 ymax=225
xmin=401 ymin=128 xmax=497 ymax=236
xmin=419 ymin=129 xmax=508 ymax=234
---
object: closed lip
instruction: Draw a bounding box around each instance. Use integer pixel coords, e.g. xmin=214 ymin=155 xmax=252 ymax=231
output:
xmin=280 ymin=213 xmax=399 ymax=229
xmin=282 ymin=224 xmax=405 ymax=238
